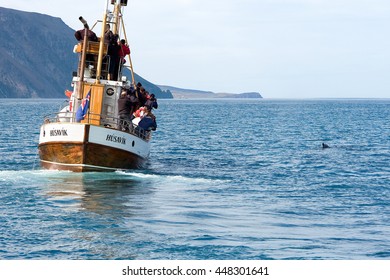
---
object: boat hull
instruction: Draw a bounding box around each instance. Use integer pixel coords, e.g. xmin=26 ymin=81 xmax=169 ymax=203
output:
xmin=38 ymin=123 xmax=150 ymax=172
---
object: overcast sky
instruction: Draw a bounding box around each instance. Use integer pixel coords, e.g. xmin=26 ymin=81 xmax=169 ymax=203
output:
xmin=0 ymin=0 xmax=389 ymax=98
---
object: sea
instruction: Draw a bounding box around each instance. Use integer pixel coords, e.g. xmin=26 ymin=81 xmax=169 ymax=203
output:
xmin=0 ymin=98 xmax=389 ymax=260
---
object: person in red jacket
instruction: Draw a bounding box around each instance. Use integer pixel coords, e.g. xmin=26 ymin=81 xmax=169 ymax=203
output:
xmin=119 ymin=39 xmax=130 ymax=64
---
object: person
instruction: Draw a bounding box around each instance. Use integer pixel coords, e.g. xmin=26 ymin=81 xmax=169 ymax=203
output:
xmin=74 ymin=29 xmax=98 ymax=68
xmin=126 ymin=87 xmax=138 ymax=115
xmin=137 ymin=107 xmax=157 ymax=137
xmin=107 ymin=34 xmax=121 ymax=80
xmin=119 ymin=39 xmax=130 ymax=64
xmin=132 ymin=82 xmax=143 ymax=110
xmin=131 ymin=106 xmax=147 ymax=120
xmin=74 ymin=29 xmax=98 ymax=42
xmin=104 ymin=24 xmax=114 ymax=44
xmin=118 ymin=89 xmax=132 ymax=131
xmin=145 ymin=93 xmax=158 ymax=111
xmin=138 ymin=86 xmax=148 ymax=106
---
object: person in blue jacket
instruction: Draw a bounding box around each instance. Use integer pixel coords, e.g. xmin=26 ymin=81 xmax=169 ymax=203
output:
xmin=138 ymin=107 xmax=157 ymax=132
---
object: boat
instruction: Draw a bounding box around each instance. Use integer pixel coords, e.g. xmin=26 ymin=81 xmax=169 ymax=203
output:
xmin=38 ymin=0 xmax=155 ymax=172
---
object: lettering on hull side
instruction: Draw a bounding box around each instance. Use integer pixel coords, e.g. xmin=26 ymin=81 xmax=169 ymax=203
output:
xmin=106 ymin=134 xmax=126 ymax=145
xmin=49 ymin=129 xmax=68 ymax=136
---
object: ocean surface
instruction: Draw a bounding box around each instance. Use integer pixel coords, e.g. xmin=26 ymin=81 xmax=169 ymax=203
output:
xmin=0 ymin=98 xmax=389 ymax=260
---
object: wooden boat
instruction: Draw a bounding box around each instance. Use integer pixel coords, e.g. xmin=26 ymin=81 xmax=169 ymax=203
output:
xmin=38 ymin=0 xmax=153 ymax=172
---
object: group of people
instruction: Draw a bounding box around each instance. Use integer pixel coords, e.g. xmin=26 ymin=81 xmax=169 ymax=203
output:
xmin=118 ymin=82 xmax=158 ymax=134
xmin=105 ymin=24 xmax=130 ymax=80
xmin=74 ymin=24 xmax=157 ymax=135
xmin=74 ymin=24 xmax=131 ymax=81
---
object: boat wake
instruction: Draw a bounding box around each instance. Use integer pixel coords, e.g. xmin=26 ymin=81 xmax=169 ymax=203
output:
xmin=0 ymin=169 xmax=229 ymax=188
xmin=117 ymin=170 xmax=229 ymax=185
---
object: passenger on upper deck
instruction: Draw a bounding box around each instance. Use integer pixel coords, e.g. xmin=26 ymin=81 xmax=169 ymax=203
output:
xmin=104 ymin=24 xmax=114 ymax=44
xmin=74 ymin=29 xmax=98 ymax=42
xmin=107 ymin=34 xmax=121 ymax=80
xmin=74 ymin=29 xmax=98 ymax=69
xmin=119 ymin=39 xmax=130 ymax=64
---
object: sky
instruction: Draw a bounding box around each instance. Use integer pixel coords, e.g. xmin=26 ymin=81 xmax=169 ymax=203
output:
xmin=0 ymin=0 xmax=389 ymax=98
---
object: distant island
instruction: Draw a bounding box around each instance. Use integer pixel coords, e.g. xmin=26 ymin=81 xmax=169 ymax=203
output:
xmin=158 ymin=85 xmax=262 ymax=99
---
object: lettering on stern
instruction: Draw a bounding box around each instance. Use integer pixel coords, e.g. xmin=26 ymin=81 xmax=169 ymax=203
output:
xmin=49 ymin=128 xmax=68 ymax=136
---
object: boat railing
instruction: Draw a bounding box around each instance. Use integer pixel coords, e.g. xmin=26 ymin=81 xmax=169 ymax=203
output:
xmin=43 ymin=112 xmax=151 ymax=141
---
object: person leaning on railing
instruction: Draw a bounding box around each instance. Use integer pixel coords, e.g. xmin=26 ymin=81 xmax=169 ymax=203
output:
xmin=118 ymin=89 xmax=132 ymax=131
xmin=145 ymin=94 xmax=158 ymax=111
xmin=138 ymin=107 xmax=157 ymax=132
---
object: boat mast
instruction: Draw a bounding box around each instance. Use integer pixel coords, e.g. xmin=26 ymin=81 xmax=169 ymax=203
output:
xmin=95 ymin=0 xmax=129 ymax=84
xmin=95 ymin=2 xmax=109 ymax=83
xmin=77 ymin=17 xmax=89 ymax=99
xmin=112 ymin=1 xmax=120 ymax=35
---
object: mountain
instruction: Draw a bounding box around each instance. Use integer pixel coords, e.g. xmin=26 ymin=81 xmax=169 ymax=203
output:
xmin=158 ymin=85 xmax=262 ymax=99
xmin=0 ymin=7 xmax=261 ymax=99
xmin=0 ymin=7 xmax=173 ymax=99
xmin=0 ymin=7 xmax=75 ymax=98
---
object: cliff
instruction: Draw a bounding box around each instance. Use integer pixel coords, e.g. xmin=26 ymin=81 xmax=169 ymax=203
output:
xmin=0 ymin=7 xmax=173 ymax=99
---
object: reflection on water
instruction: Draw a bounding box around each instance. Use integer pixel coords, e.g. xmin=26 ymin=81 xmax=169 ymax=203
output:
xmin=3 ymin=169 xmax=236 ymax=259
xmin=40 ymin=171 xmax=155 ymax=215
xmin=33 ymin=171 xmax=159 ymax=259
